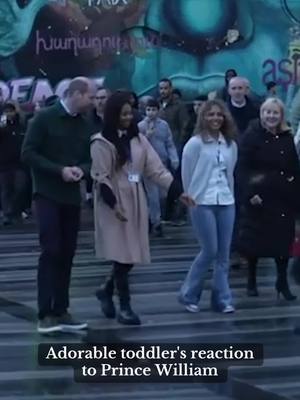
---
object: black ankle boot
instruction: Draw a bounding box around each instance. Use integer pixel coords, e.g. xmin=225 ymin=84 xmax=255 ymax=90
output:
xmin=247 ymin=281 xmax=259 ymax=297
xmin=275 ymin=258 xmax=297 ymax=301
xmin=95 ymin=277 xmax=116 ymax=318
xmin=247 ymin=258 xmax=259 ymax=297
xmin=114 ymin=262 xmax=141 ymax=325
xmin=275 ymin=279 xmax=297 ymax=301
xmin=118 ymin=304 xmax=141 ymax=326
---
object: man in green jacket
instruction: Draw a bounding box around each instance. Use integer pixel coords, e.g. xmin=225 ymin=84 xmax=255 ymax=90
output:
xmin=22 ymin=77 xmax=95 ymax=334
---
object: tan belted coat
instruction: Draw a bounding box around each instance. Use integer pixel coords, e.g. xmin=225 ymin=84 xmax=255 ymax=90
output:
xmin=90 ymin=133 xmax=173 ymax=264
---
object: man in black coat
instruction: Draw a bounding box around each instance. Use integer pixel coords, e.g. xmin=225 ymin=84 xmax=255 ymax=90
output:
xmin=227 ymin=76 xmax=259 ymax=136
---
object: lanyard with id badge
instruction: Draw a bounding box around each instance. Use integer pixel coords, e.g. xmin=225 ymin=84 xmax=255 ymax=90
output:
xmin=127 ymin=145 xmax=141 ymax=184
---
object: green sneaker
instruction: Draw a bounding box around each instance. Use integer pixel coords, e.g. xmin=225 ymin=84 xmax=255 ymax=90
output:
xmin=37 ymin=316 xmax=62 ymax=334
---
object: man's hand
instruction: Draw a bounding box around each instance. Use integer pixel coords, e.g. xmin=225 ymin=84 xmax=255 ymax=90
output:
xmin=62 ymin=167 xmax=84 ymax=182
xmin=179 ymin=193 xmax=196 ymax=207
xmin=250 ymin=194 xmax=263 ymax=206
xmin=114 ymin=205 xmax=128 ymax=222
xmin=62 ymin=167 xmax=78 ymax=182
xmin=71 ymin=167 xmax=84 ymax=181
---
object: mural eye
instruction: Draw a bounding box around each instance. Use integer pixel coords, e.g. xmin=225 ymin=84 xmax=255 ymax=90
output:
xmin=166 ymin=0 xmax=237 ymax=40
xmin=16 ymin=0 xmax=32 ymax=8
xmin=139 ymin=0 xmax=244 ymax=55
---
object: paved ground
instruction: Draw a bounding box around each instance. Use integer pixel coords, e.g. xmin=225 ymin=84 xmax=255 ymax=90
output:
xmin=0 ymin=211 xmax=300 ymax=399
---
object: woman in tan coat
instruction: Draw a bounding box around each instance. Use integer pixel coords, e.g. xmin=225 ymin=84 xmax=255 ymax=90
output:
xmin=91 ymin=91 xmax=193 ymax=326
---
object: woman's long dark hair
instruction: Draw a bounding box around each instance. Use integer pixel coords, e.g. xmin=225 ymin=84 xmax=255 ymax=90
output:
xmin=102 ymin=91 xmax=139 ymax=166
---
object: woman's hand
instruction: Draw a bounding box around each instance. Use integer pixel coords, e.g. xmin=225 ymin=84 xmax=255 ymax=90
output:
xmin=114 ymin=206 xmax=128 ymax=222
xmin=250 ymin=194 xmax=263 ymax=206
xmin=179 ymin=193 xmax=196 ymax=207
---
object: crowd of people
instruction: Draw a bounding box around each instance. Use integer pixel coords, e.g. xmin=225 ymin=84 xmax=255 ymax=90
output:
xmin=1 ymin=69 xmax=300 ymax=334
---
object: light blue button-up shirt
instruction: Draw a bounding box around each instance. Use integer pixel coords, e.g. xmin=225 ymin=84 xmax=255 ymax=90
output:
xmin=201 ymin=135 xmax=234 ymax=205
xmin=182 ymin=133 xmax=237 ymax=206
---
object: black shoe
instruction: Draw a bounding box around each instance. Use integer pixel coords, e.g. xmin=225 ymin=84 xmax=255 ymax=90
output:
xmin=151 ymin=223 xmax=163 ymax=238
xmin=96 ymin=288 xmax=116 ymax=319
xmin=275 ymin=258 xmax=296 ymax=301
xmin=276 ymin=281 xmax=297 ymax=301
xmin=118 ymin=306 xmax=141 ymax=325
xmin=247 ymin=286 xmax=259 ymax=297
xmin=230 ymin=253 xmax=241 ymax=269
xmin=247 ymin=279 xmax=259 ymax=297
xmin=2 ymin=217 xmax=12 ymax=226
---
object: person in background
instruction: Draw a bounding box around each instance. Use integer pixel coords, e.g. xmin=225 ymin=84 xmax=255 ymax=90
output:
xmin=91 ymin=87 xmax=110 ymax=132
xmin=227 ymin=76 xmax=259 ymax=135
xmin=237 ymin=98 xmax=299 ymax=300
xmin=86 ymin=87 xmax=110 ymax=208
xmin=158 ymin=78 xmax=189 ymax=150
xmin=172 ymin=88 xmax=182 ymax=101
xmin=216 ymin=68 xmax=237 ymax=102
xmin=183 ymin=95 xmax=207 ymax=146
xmin=22 ymin=77 xmax=95 ymax=334
xmin=158 ymin=78 xmax=189 ymax=225
xmin=91 ymin=91 xmax=194 ymax=326
xmin=0 ymin=101 xmax=26 ymax=225
xmin=128 ymin=91 xmax=143 ymax=123
xmin=138 ymin=98 xmax=179 ymax=236
xmin=227 ymin=76 xmax=259 ymax=268
xmin=265 ymin=81 xmax=278 ymax=98
xmin=179 ymin=99 xmax=238 ymax=314
xmin=34 ymin=101 xmax=43 ymax=113
xmin=44 ymin=95 xmax=59 ymax=108
xmin=138 ymin=95 xmax=153 ymax=118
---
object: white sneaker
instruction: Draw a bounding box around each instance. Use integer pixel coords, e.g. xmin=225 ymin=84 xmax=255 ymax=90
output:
xmin=37 ymin=317 xmax=62 ymax=334
xmin=185 ymin=304 xmax=200 ymax=313
xmin=222 ymin=305 xmax=235 ymax=314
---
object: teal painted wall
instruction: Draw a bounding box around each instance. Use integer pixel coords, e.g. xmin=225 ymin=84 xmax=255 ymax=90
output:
xmin=1 ymin=0 xmax=300 ymax=105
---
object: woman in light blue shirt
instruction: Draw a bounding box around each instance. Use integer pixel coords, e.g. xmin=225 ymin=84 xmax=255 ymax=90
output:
xmin=179 ymin=99 xmax=238 ymax=313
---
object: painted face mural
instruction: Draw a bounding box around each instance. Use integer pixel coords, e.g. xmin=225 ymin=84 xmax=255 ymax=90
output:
xmin=1 ymin=0 xmax=300 ymax=103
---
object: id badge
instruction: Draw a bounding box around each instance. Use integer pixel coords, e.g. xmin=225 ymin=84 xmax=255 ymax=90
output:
xmin=128 ymin=173 xmax=140 ymax=183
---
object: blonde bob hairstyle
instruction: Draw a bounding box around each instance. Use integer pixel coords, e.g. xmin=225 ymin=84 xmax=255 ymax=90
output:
xmin=260 ymin=97 xmax=290 ymax=133
xmin=194 ymin=99 xmax=238 ymax=144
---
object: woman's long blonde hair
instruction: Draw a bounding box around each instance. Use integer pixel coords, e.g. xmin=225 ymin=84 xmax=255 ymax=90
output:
xmin=194 ymin=99 xmax=238 ymax=144
xmin=260 ymin=97 xmax=290 ymax=133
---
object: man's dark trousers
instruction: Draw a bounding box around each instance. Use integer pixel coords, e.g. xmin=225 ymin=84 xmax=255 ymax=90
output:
xmin=35 ymin=195 xmax=80 ymax=320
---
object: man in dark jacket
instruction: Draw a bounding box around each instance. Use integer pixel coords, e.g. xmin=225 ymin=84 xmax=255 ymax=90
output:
xmin=226 ymin=77 xmax=260 ymax=267
xmin=158 ymin=78 xmax=189 ymax=150
xmin=0 ymin=101 xmax=26 ymax=225
xmin=227 ymin=76 xmax=259 ymax=135
xmin=22 ymin=77 xmax=95 ymax=334
xmin=158 ymin=78 xmax=189 ymax=225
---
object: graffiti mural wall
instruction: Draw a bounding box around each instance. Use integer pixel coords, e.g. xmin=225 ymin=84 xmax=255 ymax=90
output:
xmin=1 ymin=0 xmax=300 ymax=103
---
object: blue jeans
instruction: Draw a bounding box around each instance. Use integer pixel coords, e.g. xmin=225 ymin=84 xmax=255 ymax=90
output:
xmin=144 ymin=179 xmax=166 ymax=225
xmin=179 ymin=204 xmax=235 ymax=310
